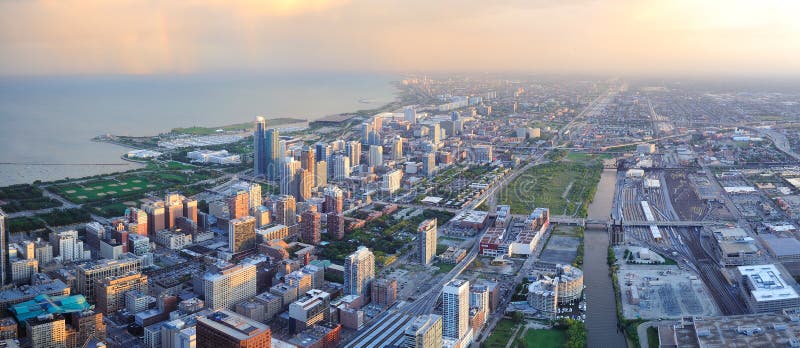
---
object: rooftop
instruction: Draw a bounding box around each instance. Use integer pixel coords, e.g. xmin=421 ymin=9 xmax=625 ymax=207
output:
xmin=738 ymin=264 xmax=800 ymax=302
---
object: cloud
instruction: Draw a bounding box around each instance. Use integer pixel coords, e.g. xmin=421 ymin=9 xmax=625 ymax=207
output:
xmin=0 ymin=0 xmax=798 ymax=76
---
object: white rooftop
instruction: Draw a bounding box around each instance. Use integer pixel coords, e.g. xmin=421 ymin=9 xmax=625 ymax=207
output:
xmin=738 ymin=264 xmax=800 ymax=302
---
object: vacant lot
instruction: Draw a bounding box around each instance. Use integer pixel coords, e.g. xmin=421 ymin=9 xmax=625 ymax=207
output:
xmin=498 ymin=161 xmax=602 ymax=216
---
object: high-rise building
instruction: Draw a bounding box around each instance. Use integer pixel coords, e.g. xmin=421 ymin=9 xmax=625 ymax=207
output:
xmin=431 ymin=123 xmax=441 ymax=144
xmin=469 ymin=284 xmax=490 ymax=327
xmin=332 ymin=155 xmax=351 ymax=180
xmin=370 ymin=278 xmax=397 ymax=308
xmin=298 ymin=169 xmax=313 ymax=202
xmin=183 ymin=198 xmax=198 ymax=223
xmin=288 ymin=289 xmax=331 ymax=331
xmin=275 ymin=195 xmax=297 ymax=226
xmin=300 ymin=146 xmax=315 ymax=178
xmin=265 ymin=128 xmax=281 ymax=181
xmin=254 ymin=116 xmax=268 ymax=177
xmin=391 ymin=136 xmax=403 ymax=160
xmin=203 ymin=262 xmax=258 ymax=310
xmin=280 ymin=158 xmax=301 ymax=198
xmin=196 ymin=309 xmax=271 ymax=348
xmin=345 ymin=141 xmax=361 ymax=166
xmin=418 ymin=219 xmax=437 ymax=266
xmin=285 ymin=271 xmax=313 ymax=295
xmin=422 ymin=152 xmax=436 ymax=177
xmin=51 ymin=230 xmax=88 ymax=263
xmin=300 ymin=207 xmax=321 ymax=245
xmin=323 ymin=186 xmax=344 ymax=214
xmin=228 ymin=216 xmax=256 ymax=253
xmin=315 ymin=161 xmax=328 ymax=188
xmin=404 ymin=107 xmax=417 ymax=124
xmin=469 ymin=144 xmax=493 ymax=163
xmin=315 ymin=143 xmax=331 ymax=163
xmin=142 ymin=201 xmax=166 ymax=235
xmin=124 ymin=207 xmax=148 ymax=236
xmin=10 ymin=257 xmax=37 ymax=285
xmin=175 ymin=327 xmax=197 ymax=348
xmin=442 ymin=279 xmax=469 ymax=339
xmin=96 ymin=272 xmax=148 ymax=314
xmin=403 ymin=314 xmax=442 ymax=348
xmin=76 ymin=255 xmax=143 ymax=302
xmin=0 ymin=209 xmax=8 ymax=286
xmin=165 ymin=193 xmax=187 ymax=229
xmin=344 ymin=247 xmax=375 ymax=299
xmin=24 ymin=310 xmax=106 ymax=348
xmin=369 ymin=145 xmax=383 ymax=167
xmin=228 ymin=190 xmax=250 ymax=220
xmin=327 ymin=213 xmax=345 ymax=240
xmin=382 ymin=169 xmax=403 ymax=194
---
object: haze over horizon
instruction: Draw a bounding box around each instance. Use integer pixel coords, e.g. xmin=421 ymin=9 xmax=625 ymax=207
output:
xmin=1 ymin=0 xmax=799 ymax=77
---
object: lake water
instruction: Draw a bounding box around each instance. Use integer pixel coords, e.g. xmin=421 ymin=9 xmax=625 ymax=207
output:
xmin=0 ymin=73 xmax=398 ymax=185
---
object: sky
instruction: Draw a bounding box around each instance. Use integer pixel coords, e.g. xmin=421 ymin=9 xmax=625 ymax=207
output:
xmin=1 ymin=0 xmax=799 ymax=77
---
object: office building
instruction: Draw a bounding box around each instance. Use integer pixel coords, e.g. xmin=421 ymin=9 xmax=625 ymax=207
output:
xmin=392 ymin=136 xmax=403 ymax=160
xmin=442 ymin=279 xmax=469 ymax=339
xmin=281 ymin=157 xmax=301 ymax=197
xmin=404 ymin=107 xmax=416 ymax=124
xmin=265 ymin=128 xmax=281 ymax=181
xmin=298 ymin=169 xmax=313 ymax=202
xmin=142 ymin=201 xmax=166 ymax=235
xmin=418 ymin=219 xmax=437 ymax=266
xmin=422 ymin=152 xmax=436 ymax=177
xmin=285 ymin=271 xmax=313 ymax=295
xmin=403 ymin=314 xmax=442 ymax=348
xmin=76 ymin=255 xmax=143 ymax=302
xmin=176 ymin=326 xmax=196 ymax=348
xmin=228 ymin=190 xmax=250 ymax=220
xmin=315 ymin=143 xmax=331 ymax=163
xmin=300 ymin=146 xmax=315 ymax=176
xmin=228 ymin=216 xmax=257 ymax=253
xmin=275 ymin=195 xmax=297 ymax=226
xmin=254 ymin=116 xmax=268 ymax=176
xmin=34 ymin=239 xmax=54 ymax=265
xmin=344 ymin=247 xmax=375 ymax=299
xmin=737 ymin=264 xmax=800 ymax=313
xmin=431 ymin=123 xmax=441 ymax=144
xmin=96 ymin=272 xmax=148 ymax=314
xmin=369 ymin=145 xmax=383 ymax=167
xmin=196 ymin=309 xmax=271 ymax=348
xmin=10 ymin=257 xmax=37 ymax=285
xmin=468 ymin=144 xmax=493 ymax=163
xmin=301 ymin=206 xmax=321 ymax=245
xmin=203 ymin=262 xmax=257 ymax=310
xmin=51 ymin=230 xmax=88 ymax=263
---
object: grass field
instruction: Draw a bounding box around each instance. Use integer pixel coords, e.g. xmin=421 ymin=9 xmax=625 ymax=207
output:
xmin=498 ymin=161 xmax=602 ymax=216
xmin=522 ymin=329 xmax=567 ymax=348
xmin=53 ymin=177 xmax=157 ymax=203
xmin=647 ymin=326 xmax=659 ymax=348
xmin=566 ymin=152 xmax=613 ymax=162
xmin=484 ymin=319 xmax=519 ymax=347
xmin=434 ymin=262 xmax=456 ymax=274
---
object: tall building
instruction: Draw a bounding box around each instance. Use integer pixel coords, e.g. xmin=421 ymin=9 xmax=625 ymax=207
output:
xmin=422 ymin=152 xmax=436 ymax=177
xmin=298 ymin=169 xmax=313 ymax=202
xmin=327 ymin=213 xmax=345 ymax=240
xmin=431 ymin=123 xmax=441 ymax=144
xmin=345 ymin=141 xmax=361 ymax=166
xmin=142 ymin=201 xmax=166 ymax=235
xmin=370 ymin=278 xmax=397 ymax=308
xmin=228 ymin=190 xmax=250 ymax=220
xmin=76 ymin=256 xmax=143 ymax=303
xmin=96 ymin=272 xmax=148 ymax=314
xmin=403 ymin=314 xmax=442 ymax=348
xmin=469 ymin=144 xmax=493 ymax=163
xmin=404 ymin=107 xmax=417 ymax=124
xmin=165 ymin=193 xmax=189 ymax=229
xmin=333 ymin=155 xmax=351 ymax=180
xmin=203 ymin=262 xmax=258 ymax=310
xmin=315 ymin=143 xmax=331 ymax=163
xmin=315 ymin=161 xmax=328 ymax=188
xmin=0 ymin=209 xmax=8 ymax=286
xmin=228 ymin=216 xmax=257 ymax=253
xmin=196 ymin=309 xmax=271 ymax=348
xmin=344 ymin=247 xmax=375 ymax=299
xmin=300 ymin=207 xmax=321 ymax=245
xmin=254 ymin=116 xmax=268 ymax=177
xmin=418 ymin=219 xmax=437 ymax=266
xmin=323 ymin=186 xmax=344 ymax=214
xmin=382 ymin=169 xmax=403 ymax=194
xmin=124 ymin=207 xmax=148 ymax=236
xmin=300 ymin=146 xmax=315 ymax=176
xmin=51 ymin=230 xmax=88 ymax=263
xmin=369 ymin=145 xmax=383 ymax=167
xmin=275 ymin=195 xmax=297 ymax=226
xmin=183 ymin=198 xmax=198 ymax=223
xmin=391 ymin=136 xmax=403 ymax=160
xmin=265 ymin=128 xmax=281 ymax=181
xmin=288 ymin=289 xmax=331 ymax=331
xmin=280 ymin=157 xmax=301 ymax=197
xmin=442 ymin=279 xmax=469 ymax=339
xmin=10 ymin=257 xmax=37 ymax=285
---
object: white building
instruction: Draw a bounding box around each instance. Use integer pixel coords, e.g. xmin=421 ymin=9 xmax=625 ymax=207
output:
xmin=369 ymin=145 xmax=384 ymax=167
xmin=737 ymin=264 xmax=800 ymax=313
xmin=344 ymin=246 xmax=375 ymax=299
xmin=203 ymin=262 xmax=258 ymax=310
xmin=418 ymin=219 xmax=437 ymax=266
xmin=442 ymin=279 xmax=469 ymax=340
xmin=51 ymin=230 xmax=89 ymax=263
xmin=187 ymin=149 xmax=241 ymax=164
xmin=333 ymin=155 xmax=351 ymax=180
xmin=382 ymin=169 xmax=403 ymax=194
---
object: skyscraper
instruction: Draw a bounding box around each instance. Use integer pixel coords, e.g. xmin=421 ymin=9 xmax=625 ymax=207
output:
xmin=265 ymin=128 xmax=281 ymax=181
xmin=369 ymin=145 xmax=383 ymax=167
xmin=403 ymin=314 xmax=442 ymax=348
xmin=431 ymin=122 xmax=441 ymax=144
xmin=315 ymin=143 xmax=331 ymax=163
xmin=418 ymin=219 xmax=437 ymax=266
xmin=315 ymin=161 xmax=328 ymax=188
xmin=228 ymin=216 xmax=256 ymax=253
xmin=203 ymin=263 xmax=258 ymax=310
xmin=404 ymin=107 xmax=417 ymax=124
xmin=392 ymin=136 xmax=403 ymax=160
xmin=254 ymin=116 xmax=268 ymax=177
xmin=0 ymin=209 xmax=8 ymax=286
xmin=280 ymin=157 xmax=301 ymax=197
xmin=422 ymin=152 xmax=436 ymax=177
xmin=442 ymin=279 xmax=469 ymax=340
xmin=142 ymin=201 xmax=165 ymax=235
xmin=345 ymin=141 xmax=361 ymax=166
xmin=323 ymin=186 xmax=344 ymax=214
xmin=332 ymin=155 xmax=350 ymax=180
xmin=298 ymin=169 xmax=313 ymax=202
xmin=344 ymin=247 xmax=375 ymax=299
xmin=275 ymin=195 xmax=297 ymax=226
xmin=300 ymin=146 xmax=315 ymax=176
xmin=300 ymin=206 xmax=321 ymax=245
xmin=228 ymin=190 xmax=250 ymax=220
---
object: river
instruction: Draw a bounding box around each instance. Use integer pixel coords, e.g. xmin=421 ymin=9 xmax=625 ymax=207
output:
xmin=584 ymin=169 xmax=627 ymax=347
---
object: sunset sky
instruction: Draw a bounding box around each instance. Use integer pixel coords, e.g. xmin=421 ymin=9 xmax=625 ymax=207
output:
xmin=1 ymin=0 xmax=798 ymax=76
